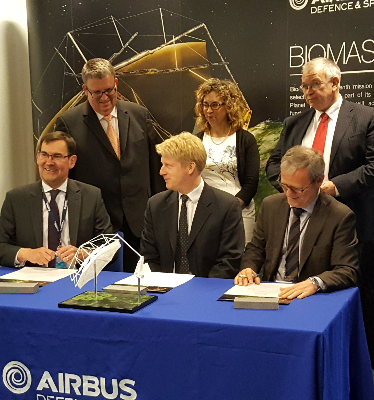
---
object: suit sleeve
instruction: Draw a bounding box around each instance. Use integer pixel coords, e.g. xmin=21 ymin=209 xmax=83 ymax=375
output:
xmin=139 ymin=199 xmax=161 ymax=271
xmin=0 ymin=193 xmax=21 ymax=267
xmin=240 ymin=199 xmax=267 ymax=272
xmin=208 ymin=199 xmax=245 ymax=278
xmin=318 ymin=210 xmax=359 ymax=291
xmin=235 ymin=131 xmax=260 ymax=205
xmin=55 ymin=115 xmax=70 ymax=134
xmin=331 ymin=113 xmax=374 ymax=199
xmin=92 ymin=189 xmax=113 ymax=237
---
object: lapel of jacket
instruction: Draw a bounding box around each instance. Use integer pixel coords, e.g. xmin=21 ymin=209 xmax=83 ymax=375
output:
xmin=268 ymin=197 xmax=290 ymax=279
xmin=329 ymin=100 xmax=354 ymax=170
xmin=29 ymin=182 xmax=43 ymax=248
xmin=163 ymin=191 xmax=179 ymax=255
xmin=83 ymin=102 xmax=120 ymax=160
xmin=187 ymin=185 xmax=211 ymax=250
xmin=292 ymin=109 xmax=315 ymax=146
xmin=299 ymin=193 xmax=330 ymax=270
xmin=116 ymin=101 xmax=130 ymax=157
xmin=66 ymin=179 xmax=81 ymax=247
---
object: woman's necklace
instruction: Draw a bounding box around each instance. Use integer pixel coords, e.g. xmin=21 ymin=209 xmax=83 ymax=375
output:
xmin=209 ymin=127 xmax=231 ymax=145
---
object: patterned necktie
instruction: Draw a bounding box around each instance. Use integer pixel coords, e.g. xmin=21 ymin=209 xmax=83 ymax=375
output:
xmin=175 ymin=195 xmax=190 ymax=274
xmin=103 ymin=114 xmax=120 ymax=158
xmin=48 ymin=189 xmax=60 ymax=268
xmin=285 ymin=207 xmax=305 ymax=282
xmin=312 ymin=112 xmax=329 ymax=154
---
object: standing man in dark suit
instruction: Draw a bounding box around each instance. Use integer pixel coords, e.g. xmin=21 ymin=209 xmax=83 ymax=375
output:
xmin=140 ymin=132 xmax=245 ymax=278
xmin=0 ymin=131 xmax=112 ymax=268
xmin=55 ymin=58 xmax=164 ymax=272
xmin=236 ymin=146 xmax=358 ymax=298
xmin=266 ymin=57 xmax=374 ymax=363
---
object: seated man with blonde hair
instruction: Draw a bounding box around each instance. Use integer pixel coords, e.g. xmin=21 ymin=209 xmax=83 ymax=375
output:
xmin=140 ymin=132 xmax=245 ymax=278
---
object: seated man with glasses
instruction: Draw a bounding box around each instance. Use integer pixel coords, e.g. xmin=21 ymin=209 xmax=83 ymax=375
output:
xmin=235 ymin=146 xmax=359 ymax=299
xmin=0 ymin=131 xmax=112 ymax=268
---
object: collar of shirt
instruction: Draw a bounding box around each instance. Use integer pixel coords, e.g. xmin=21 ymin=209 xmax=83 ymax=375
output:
xmin=314 ymin=94 xmax=342 ymax=123
xmin=42 ymin=179 xmax=68 ymax=194
xmin=95 ymin=106 xmax=118 ymax=121
xmin=178 ymin=178 xmax=204 ymax=204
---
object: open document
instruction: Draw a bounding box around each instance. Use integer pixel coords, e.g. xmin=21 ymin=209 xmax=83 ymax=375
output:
xmin=0 ymin=266 xmax=74 ymax=285
xmin=219 ymin=282 xmax=294 ymax=301
xmin=113 ymin=272 xmax=194 ymax=292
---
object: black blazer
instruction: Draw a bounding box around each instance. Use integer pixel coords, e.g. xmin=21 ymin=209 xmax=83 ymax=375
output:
xmin=140 ymin=183 xmax=245 ymax=279
xmin=0 ymin=179 xmax=112 ymax=267
xmin=242 ymin=192 xmax=359 ymax=291
xmin=55 ymin=100 xmax=165 ymax=237
xmin=196 ymin=129 xmax=260 ymax=206
xmin=266 ymin=100 xmax=374 ymax=241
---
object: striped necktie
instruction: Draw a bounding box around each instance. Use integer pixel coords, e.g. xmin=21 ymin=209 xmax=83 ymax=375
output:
xmin=175 ymin=195 xmax=190 ymax=274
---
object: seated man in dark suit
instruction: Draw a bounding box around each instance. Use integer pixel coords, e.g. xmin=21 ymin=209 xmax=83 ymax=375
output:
xmin=235 ymin=146 xmax=359 ymax=298
xmin=140 ymin=132 xmax=245 ymax=278
xmin=0 ymin=131 xmax=112 ymax=268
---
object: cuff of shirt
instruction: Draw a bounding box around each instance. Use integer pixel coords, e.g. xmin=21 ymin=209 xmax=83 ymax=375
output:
xmin=313 ymin=276 xmax=327 ymax=291
xmin=14 ymin=249 xmax=26 ymax=268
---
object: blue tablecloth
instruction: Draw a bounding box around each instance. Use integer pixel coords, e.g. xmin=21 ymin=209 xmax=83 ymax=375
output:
xmin=0 ymin=267 xmax=373 ymax=400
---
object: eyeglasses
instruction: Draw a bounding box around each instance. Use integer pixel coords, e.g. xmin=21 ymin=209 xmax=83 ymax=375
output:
xmin=86 ymin=85 xmax=117 ymax=99
xmin=299 ymin=80 xmax=331 ymax=92
xmin=202 ymin=102 xmax=225 ymax=110
xmin=277 ymin=177 xmax=314 ymax=194
xmin=37 ymin=151 xmax=71 ymax=162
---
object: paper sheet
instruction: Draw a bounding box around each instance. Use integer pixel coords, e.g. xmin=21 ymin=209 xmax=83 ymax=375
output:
xmin=225 ymin=282 xmax=294 ymax=298
xmin=114 ymin=272 xmax=194 ymax=288
xmin=0 ymin=266 xmax=74 ymax=282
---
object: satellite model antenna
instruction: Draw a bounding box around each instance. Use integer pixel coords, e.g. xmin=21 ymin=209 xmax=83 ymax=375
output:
xmin=58 ymin=233 xmax=157 ymax=313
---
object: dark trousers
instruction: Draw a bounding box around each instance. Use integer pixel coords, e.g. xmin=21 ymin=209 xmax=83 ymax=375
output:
xmin=122 ymin=216 xmax=141 ymax=273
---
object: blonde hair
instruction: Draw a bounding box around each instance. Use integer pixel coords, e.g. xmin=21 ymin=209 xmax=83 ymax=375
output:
xmin=82 ymin=58 xmax=115 ymax=83
xmin=156 ymin=132 xmax=207 ymax=173
xmin=194 ymin=78 xmax=248 ymax=132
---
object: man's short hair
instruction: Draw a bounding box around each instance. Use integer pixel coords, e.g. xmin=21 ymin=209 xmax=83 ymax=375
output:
xmin=302 ymin=57 xmax=341 ymax=84
xmin=281 ymin=146 xmax=324 ymax=182
xmin=36 ymin=131 xmax=76 ymax=155
xmin=82 ymin=58 xmax=116 ymax=83
xmin=156 ymin=132 xmax=207 ymax=173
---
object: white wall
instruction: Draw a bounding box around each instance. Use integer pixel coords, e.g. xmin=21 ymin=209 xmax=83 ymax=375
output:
xmin=0 ymin=0 xmax=35 ymax=205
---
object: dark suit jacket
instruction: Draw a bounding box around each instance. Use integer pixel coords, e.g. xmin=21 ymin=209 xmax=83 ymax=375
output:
xmin=266 ymin=100 xmax=374 ymax=241
xmin=140 ymin=183 xmax=245 ymax=279
xmin=241 ymin=192 xmax=359 ymax=291
xmin=55 ymin=100 xmax=165 ymax=237
xmin=0 ymin=179 xmax=112 ymax=267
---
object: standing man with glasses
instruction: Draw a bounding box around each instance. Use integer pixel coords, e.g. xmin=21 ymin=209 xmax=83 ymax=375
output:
xmin=236 ymin=146 xmax=358 ymax=298
xmin=0 ymin=131 xmax=112 ymax=268
xmin=266 ymin=57 xmax=374 ymax=364
xmin=55 ymin=58 xmax=165 ymax=272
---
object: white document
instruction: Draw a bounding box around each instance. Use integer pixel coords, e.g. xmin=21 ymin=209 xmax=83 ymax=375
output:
xmin=114 ymin=272 xmax=194 ymax=288
xmin=0 ymin=266 xmax=74 ymax=282
xmin=225 ymin=282 xmax=294 ymax=298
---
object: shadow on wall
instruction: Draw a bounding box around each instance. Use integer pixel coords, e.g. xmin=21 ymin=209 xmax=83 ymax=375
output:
xmin=0 ymin=21 xmax=35 ymax=204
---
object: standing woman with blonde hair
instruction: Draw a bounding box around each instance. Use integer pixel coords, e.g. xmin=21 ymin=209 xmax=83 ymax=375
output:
xmin=195 ymin=78 xmax=259 ymax=243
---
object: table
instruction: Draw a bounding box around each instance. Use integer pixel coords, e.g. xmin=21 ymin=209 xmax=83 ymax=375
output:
xmin=0 ymin=267 xmax=373 ymax=400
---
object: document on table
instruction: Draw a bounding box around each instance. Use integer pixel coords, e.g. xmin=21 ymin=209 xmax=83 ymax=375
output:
xmin=0 ymin=266 xmax=74 ymax=283
xmin=114 ymin=272 xmax=194 ymax=288
xmin=219 ymin=282 xmax=294 ymax=301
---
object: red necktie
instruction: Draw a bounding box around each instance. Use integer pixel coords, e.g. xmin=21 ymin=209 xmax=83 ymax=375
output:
xmin=312 ymin=113 xmax=329 ymax=154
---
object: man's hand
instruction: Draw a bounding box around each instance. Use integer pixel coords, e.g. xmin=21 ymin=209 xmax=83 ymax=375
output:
xmin=17 ymin=247 xmax=55 ymax=265
xmin=320 ymin=180 xmax=336 ymax=196
xmin=279 ymin=279 xmax=318 ymax=299
xmin=234 ymin=268 xmax=261 ymax=286
xmin=56 ymin=245 xmax=90 ymax=266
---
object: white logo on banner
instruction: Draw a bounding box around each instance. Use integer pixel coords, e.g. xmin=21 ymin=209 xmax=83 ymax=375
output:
xmin=289 ymin=0 xmax=309 ymax=10
xmin=2 ymin=361 xmax=32 ymax=394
